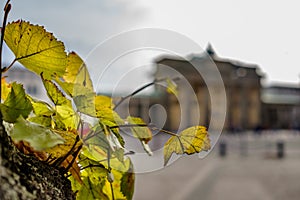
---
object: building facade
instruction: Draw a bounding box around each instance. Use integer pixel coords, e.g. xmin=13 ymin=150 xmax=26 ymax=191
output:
xmin=262 ymin=85 xmax=300 ymax=129
xmin=152 ymin=44 xmax=263 ymax=131
xmin=4 ymin=65 xmax=48 ymax=101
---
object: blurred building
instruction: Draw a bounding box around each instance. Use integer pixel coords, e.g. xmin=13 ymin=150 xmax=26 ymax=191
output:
xmin=4 ymin=49 xmax=300 ymax=132
xmin=128 ymin=45 xmax=299 ymax=132
xmin=262 ymin=85 xmax=300 ymax=129
xmin=4 ymin=65 xmax=48 ymax=101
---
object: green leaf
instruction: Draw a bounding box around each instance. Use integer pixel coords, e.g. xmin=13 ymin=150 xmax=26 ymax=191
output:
xmin=73 ymin=93 xmax=96 ymax=116
xmin=102 ymin=158 xmax=134 ymax=200
xmin=55 ymin=104 xmax=80 ymax=130
xmin=80 ymin=147 xmax=135 ymax=200
xmin=42 ymin=77 xmax=71 ymax=106
xmin=28 ymin=116 xmax=52 ymax=127
xmin=84 ymin=123 xmax=110 ymax=151
xmin=120 ymin=159 xmax=135 ymax=200
xmin=41 ymin=77 xmax=79 ymax=130
xmin=94 ymin=96 xmax=124 ymax=147
xmin=70 ymin=153 xmax=109 ymax=200
xmin=4 ymin=20 xmax=67 ymax=79
xmin=126 ymin=116 xmax=153 ymax=156
xmin=28 ymin=96 xmax=54 ymax=116
xmin=27 ymin=96 xmax=54 ymax=127
xmin=10 ymin=116 xmax=65 ymax=151
xmin=163 ymin=126 xmax=211 ymax=166
xmin=55 ymin=52 xmax=96 ymax=116
xmin=0 ymin=82 xmax=33 ymax=123
xmin=95 ymin=96 xmax=123 ymax=126
xmin=126 ymin=117 xmax=152 ymax=142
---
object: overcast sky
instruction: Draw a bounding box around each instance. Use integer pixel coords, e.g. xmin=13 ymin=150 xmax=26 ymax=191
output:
xmin=2 ymin=0 xmax=300 ymax=92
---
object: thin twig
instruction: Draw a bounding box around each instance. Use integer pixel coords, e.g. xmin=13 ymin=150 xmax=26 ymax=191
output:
xmin=113 ymin=77 xmax=181 ymax=110
xmin=109 ymin=123 xmax=155 ymax=129
xmin=0 ymin=0 xmax=11 ymax=102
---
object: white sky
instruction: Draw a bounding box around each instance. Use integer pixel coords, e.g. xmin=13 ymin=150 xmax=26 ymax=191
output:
xmin=2 ymin=0 xmax=300 ymax=92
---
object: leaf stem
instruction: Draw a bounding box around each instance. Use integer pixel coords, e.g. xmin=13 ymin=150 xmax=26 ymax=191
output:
xmin=151 ymin=126 xmax=178 ymax=137
xmin=109 ymin=123 xmax=154 ymax=129
xmin=113 ymin=77 xmax=181 ymax=110
xmin=110 ymin=122 xmax=178 ymax=137
xmin=1 ymin=58 xmax=16 ymax=73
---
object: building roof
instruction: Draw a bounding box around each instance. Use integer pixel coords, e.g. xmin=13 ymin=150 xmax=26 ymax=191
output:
xmin=262 ymin=84 xmax=300 ymax=105
xmin=155 ymin=43 xmax=264 ymax=78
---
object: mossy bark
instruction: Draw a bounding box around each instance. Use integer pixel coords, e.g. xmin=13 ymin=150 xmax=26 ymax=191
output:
xmin=0 ymin=123 xmax=75 ymax=200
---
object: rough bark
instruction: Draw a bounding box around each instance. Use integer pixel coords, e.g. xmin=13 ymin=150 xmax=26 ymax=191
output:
xmin=0 ymin=123 xmax=75 ymax=200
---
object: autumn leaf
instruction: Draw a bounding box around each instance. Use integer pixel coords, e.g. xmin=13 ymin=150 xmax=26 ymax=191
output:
xmin=166 ymin=78 xmax=178 ymax=96
xmin=94 ymin=96 xmax=125 ymax=147
xmin=56 ymin=52 xmax=96 ymax=116
xmin=95 ymin=96 xmax=123 ymax=126
xmin=0 ymin=82 xmax=33 ymax=123
xmin=4 ymin=20 xmax=67 ymax=79
xmin=95 ymin=95 xmax=115 ymax=109
xmin=26 ymin=96 xmax=54 ymax=127
xmin=1 ymin=77 xmax=11 ymax=101
xmin=73 ymin=93 xmax=96 ymax=116
xmin=46 ymin=129 xmax=82 ymax=159
xmin=102 ymin=158 xmax=135 ymax=200
xmin=66 ymin=52 xmax=93 ymax=88
xmin=61 ymin=154 xmax=82 ymax=184
xmin=28 ymin=96 xmax=54 ymax=116
xmin=28 ymin=116 xmax=52 ymax=127
xmin=84 ymin=123 xmax=124 ymax=160
xmin=126 ymin=116 xmax=153 ymax=156
xmin=42 ymin=77 xmax=71 ymax=106
xmin=163 ymin=126 xmax=210 ymax=166
xmin=71 ymin=153 xmax=109 ymax=200
xmin=41 ymin=76 xmax=79 ymax=130
xmin=10 ymin=116 xmax=65 ymax=151
xmin=55 ymin=105 xmax=80 ymax=130
xmin=120 ymin=159 xmax=135 ymax=200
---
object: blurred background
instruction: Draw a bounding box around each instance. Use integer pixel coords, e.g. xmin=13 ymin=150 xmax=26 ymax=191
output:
xmin=2 ymin=1 xmax=300 ymax=200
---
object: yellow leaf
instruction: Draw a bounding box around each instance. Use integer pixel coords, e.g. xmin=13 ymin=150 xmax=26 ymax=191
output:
xmin=0 ymin=82 xmax=33 ymax=123
xmin=71 ymin=153 xmax=109 ymax=200
xmin=64 ymin=52 xmax=93 ymax=90
xmin=163 ymin=126 xmax=210 ymax=166
xmin=4 ymin=20 xmax=67 ymax=79
xmin=46 ymin=129 xmax=82 ymax=159
xmin=95 ymin=96 xmax=123 ymax=129
xmin=42 ymin=77 xmax=71 ymax=106
xmin=55 ymin=105 xmax=80 ymax=130
xmin=95 ymin=95 xmax=115 ymax=110
xmin=166 ymin=78 xmax=178 ymax=96
xmin=102 ymin=158 xmax=134 ymax=200
xmin=56 ymin=52 xmax=96 ymax=116
xmin=1 ymin=77 xmax=11 ymax=101
xmin=126 ymin=116 xmax=152 ymax=142
xmin=126 ymin=116 xmax=153 ymax=156
xmin=28 ymin=96 xmax=54 ymax=116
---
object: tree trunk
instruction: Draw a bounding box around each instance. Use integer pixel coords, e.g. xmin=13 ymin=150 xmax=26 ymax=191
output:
xmin=0 ymin=123 xmax=75 ymax=200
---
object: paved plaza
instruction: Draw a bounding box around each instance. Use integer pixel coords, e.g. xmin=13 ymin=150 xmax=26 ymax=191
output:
xmin=134 ymin=132 xmax=300 ymax=200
